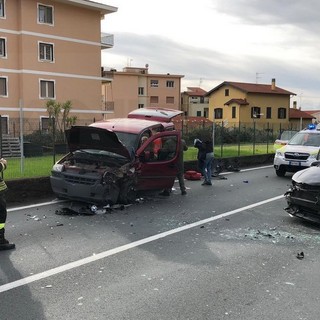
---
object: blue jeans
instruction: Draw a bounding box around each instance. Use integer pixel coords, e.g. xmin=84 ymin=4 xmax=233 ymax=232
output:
xmin=203 ymin=153 xmax=214 ymax=183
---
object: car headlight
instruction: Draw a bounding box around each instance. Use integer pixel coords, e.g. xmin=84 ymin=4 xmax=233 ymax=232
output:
xmin=309 ymin=154 xmax=317 ymax=160
xmin=275 ymin=150 xmax=283 ymax=157
xmin=52 ymin=163 xmax=64 ymax=172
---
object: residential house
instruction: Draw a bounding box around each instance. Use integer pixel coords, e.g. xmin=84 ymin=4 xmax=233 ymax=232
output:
xmin=289 ymin=106 xmax=315 ymax=130
xmin=181 ymin=87 xmax=209 ymax=117
xmin=302 ymin=109 xmax=320 ymax=124
xmin=205 ymin=79 xmax=296 ymax=129
xmin=101 ymin=66 xmax=184 ymax=118
xmin=0 ymin=0 xmax=117 ymax=135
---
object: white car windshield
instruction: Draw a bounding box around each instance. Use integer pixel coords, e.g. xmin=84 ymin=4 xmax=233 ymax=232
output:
xmin=288 ymin=132 xmax=320 ymax=147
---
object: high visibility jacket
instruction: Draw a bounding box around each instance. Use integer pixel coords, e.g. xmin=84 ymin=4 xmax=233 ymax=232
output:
xmin=0 ymin=161 xmax=8 ymax=192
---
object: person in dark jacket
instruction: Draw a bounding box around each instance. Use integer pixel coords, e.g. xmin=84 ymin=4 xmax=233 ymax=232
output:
xmin=202 ymin=139 xmax=214 ymax=185
xmin=0 ymin=158 xmax=15 ymax=250
xmin=194 ymin=138 xmax=206 ymax=174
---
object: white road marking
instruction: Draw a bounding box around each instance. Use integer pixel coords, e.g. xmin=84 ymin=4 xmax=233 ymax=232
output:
xmin=0 ymin=194 xmax=284 ymax=293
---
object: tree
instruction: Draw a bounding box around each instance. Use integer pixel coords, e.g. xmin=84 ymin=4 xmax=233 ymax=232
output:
xmin=46 ymin=100 xmax=77 ymax=143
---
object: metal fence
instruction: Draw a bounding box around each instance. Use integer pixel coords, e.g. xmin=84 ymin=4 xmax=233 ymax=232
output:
xmin=0 ymin=117 xmax=301 ymax=180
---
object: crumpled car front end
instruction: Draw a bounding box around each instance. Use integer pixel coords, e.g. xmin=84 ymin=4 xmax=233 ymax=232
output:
xmin=50 ymin=150 xmax=137 ymax=205
xmin=285 ymin=166 xmax=320 ymax=223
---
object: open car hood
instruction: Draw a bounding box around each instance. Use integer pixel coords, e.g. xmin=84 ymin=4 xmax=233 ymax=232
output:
xmin=66 ymin=126 xmax=131 ymax=159
xmin=128 ymin=107 xmax=183 ymax=123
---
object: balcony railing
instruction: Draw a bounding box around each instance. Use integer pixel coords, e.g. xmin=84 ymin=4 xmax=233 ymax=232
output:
xmin=101 ymin=33 xmax=114 ymax=49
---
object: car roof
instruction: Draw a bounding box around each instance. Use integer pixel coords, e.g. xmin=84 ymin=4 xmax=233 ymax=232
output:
xmin=89 ymin=118 xmax=166 ymax=134
xmin=128 ymin=107 xmax=183 ymax=122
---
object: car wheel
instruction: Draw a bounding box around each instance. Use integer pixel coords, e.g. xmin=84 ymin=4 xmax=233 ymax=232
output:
xmin=275 ymin=167 xmax=286 ymax=177
xmin=118 ymin=180 xmax=137 ymax=204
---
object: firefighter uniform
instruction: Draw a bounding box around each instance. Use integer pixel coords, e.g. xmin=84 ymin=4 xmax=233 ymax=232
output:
xmin=0 ymin=158 xmax=15 ymax=251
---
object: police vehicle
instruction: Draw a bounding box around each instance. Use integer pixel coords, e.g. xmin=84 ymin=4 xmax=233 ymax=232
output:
xmin=274 ymin=124 xmax=320 ymax=177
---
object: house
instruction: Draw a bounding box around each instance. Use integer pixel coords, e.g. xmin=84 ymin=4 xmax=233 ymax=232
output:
xmin=289 ymin=107 xmax=315 ymax=130
xmin=302 ymin=109 xmax=320 ymax=124
xmin=0 ymin=0 xmax=117 ymax=135
xmin=205 ymin=79 xmax=296 ymax=129
xmin=181 ymin=87 xmax=209 ymax=117
xmin=101 ymin=66 xmax=184 ymax=118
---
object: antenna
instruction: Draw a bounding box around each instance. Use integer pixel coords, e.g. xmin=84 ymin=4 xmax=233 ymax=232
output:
xmin=255 ymin=72 xmax=264 ymax=84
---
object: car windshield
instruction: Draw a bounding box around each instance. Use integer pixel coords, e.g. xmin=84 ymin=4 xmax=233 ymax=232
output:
xmin=279 ymin=130 xmax=298 ymax=140
xmin=114 ymin=132 xmax=139 ymax=151
xmin=288 ymin=132 xmax=320 ymax=147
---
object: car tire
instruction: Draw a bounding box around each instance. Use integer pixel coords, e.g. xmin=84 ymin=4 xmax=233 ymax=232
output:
xmin=118 ymin=180 xmax=137 ymax=204
xmin=275 ymin=167 xmax=286 ymax=177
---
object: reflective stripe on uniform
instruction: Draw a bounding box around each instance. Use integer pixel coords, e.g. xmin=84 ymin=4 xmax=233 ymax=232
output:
xmin=0 ymin=223 xmax=5 ymax=230
xmin=0 ymin=180 xmax=7 ymax=192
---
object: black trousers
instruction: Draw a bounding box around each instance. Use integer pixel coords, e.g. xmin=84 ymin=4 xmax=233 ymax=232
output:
xmin=0 ymin=192 xmax=7 ymax=229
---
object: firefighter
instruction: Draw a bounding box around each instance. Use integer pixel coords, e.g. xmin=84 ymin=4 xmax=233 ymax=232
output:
xmin=0 ymin=158 xmax=15 ymax=251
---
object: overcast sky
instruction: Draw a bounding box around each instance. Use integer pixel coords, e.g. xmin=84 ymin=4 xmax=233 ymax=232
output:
xmin=99 ymin=0 xmax=320 ymax=110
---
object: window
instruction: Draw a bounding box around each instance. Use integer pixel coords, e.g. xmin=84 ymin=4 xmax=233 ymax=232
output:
xmin=214 ymin=108 xmax=223 ymax=119
xmin=150 ymin=96 xmax=158 ymax=103
xmin=196 ymin=111 xmax=201 ymax=117
xmin=266 ymin=107 xmax=272 ymax=119
xmin=232 ymin=106 xmax=236 ymax=118
xmin=251 ymin=106 xmax=261 ymax=119
xmin=40 ymin=80 xmax=55 ymax=99
xmin=40 ymin=116 xmax=50 ymax=132
xmin=0 ymin=38 xmax=6 ymax=58
xmin=0 ymin=77 xmax=8 ymax=96
xmin=39 ymin=42 xmax=54 ymax=62
xmin=278 ymin=107 xmax=286 ymax=119
xmin=138 ymin=104 xmax=144 ymax=109
xmin=0 ymin=0 xmax=5 ymax=18
xmin=166 ymin=96 xmax=174 ymax=104
xmin=150 ymin=80 xmax=158 ymax=88
xmin=138 ymin=87 xmax=144 ymax=95
xmin=38 ymin=4 xmax=53 ymax=24
xmin=0 ymin=116 xmax=8 ymax=134
xmin=166 ymin=81 xmax=174 ymax=88
xmin=225 ymin=89 xmax=229 ymax=96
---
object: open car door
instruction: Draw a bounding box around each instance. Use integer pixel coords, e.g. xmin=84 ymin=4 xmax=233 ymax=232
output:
xmin=135 ymin=131 xmax=181 ymax=191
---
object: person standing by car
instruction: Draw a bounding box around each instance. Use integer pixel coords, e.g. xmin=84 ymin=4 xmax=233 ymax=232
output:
xmin=194 ymin=138 xmax=206 ymax=176
xmin=0 ymin=158 xmax=15 ymax=251
xmin=159 ymin=138 xmax=188 ymax=196
xmin=177 ymin=139 xmax=188 ymax=195
xmin=202 ymin=139 xmax=214 ymax=185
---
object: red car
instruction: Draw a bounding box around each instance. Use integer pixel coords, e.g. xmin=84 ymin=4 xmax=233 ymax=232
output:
xmin=50 ymin=108 xmax=183 ymax=205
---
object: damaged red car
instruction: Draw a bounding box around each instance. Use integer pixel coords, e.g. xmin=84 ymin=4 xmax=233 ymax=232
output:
xmin=50 ymin=108 xmax=183 ymax=205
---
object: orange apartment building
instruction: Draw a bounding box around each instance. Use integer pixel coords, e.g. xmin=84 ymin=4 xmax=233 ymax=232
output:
xmin=0 ymin=0 xmax=117 ymax=135
xmin=101 ymin=66 xmax=184 ymax=119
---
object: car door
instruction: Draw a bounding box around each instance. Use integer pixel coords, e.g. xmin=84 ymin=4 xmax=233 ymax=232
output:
xmin=135 ymin=131 xmax=181 ymax=190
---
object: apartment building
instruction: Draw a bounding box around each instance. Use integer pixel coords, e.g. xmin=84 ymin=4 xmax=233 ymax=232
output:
xmin=206 ymin=79 xmax=296 ymax=128
xmin=0 ymin=0 xmax=117 ymax=134
xmin=181 ymin=87 xmax=209 ymax=117
xmin=101 ymin=66 xmax=184 ymax=118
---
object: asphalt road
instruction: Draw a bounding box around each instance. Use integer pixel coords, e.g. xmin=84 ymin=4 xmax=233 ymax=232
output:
xmin=1 ymin=165 xmax=320 ymax=320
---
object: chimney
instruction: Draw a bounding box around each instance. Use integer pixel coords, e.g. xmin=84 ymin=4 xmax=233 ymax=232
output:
xmin=293 ymin=101 xmax=297 ymax=109
xmin=271 ymin=78 xmax=276 ymax=90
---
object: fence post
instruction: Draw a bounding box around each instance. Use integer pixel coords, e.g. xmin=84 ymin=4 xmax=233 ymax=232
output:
xmin=52 ymin=117 xmax=56 ymax=164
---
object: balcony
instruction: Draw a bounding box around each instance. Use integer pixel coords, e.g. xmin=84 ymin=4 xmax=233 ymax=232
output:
xmin=101 ymin=33 xmax=114 ymax=49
